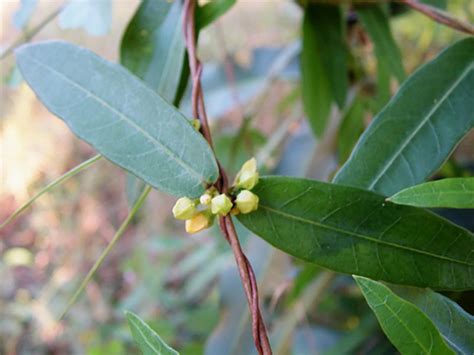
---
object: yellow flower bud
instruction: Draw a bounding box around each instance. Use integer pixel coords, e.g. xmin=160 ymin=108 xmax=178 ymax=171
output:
xmin=185 ymin=212 xmax=211 ymax=234
xmin=191 ymin=119 xmax=201 ymax=131
xmin=211 ymin=194 xmax=233 ymax=216
xmin=172 ymin=197 xmax=196 ymax=220
xmin=200 ymin=193 xmax=212 ymax=206
xmin=235 ymin=190 xmax=259 ymax=214
xmin=235 ymin=157 xmax=259 ymax=190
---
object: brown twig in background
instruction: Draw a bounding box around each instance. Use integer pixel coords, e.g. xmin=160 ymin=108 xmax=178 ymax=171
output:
xmin=305 ymin=1 xmax=474 ymax=35
xmin=0 ymin=6 xmax=63 ymax=61
xmin=182 ymin=0 xmax=272 ymax=354
xmin=401 ymin=0 xmax=474 ymax=35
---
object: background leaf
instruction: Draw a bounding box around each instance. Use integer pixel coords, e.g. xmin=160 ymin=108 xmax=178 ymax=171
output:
xmin=420 ymin=0 xmax=447 ymax=10
xmin=301 ymin=4 xmax=349 ymax=136
xmin=196 ymin=0 xmax=236 ymax=30
xmin=337 ymin=97 xmax=366 ymax=164
xmin=120 ymin=0 xmax=189 ymax=204
xmin=238 ymin=176 xmax=474 ymax=290
xmin=354 ymin=276 xmax=455 ymax=355
xmin=334 ymin=38 xmax=474 ymax=196
xmin=356 ymin=5 xmax=405 ymax=108
xmin=120 ymin=0 xmax=186 ymax=104
xmin=16 ymin=41 xmax=218 ymax=197
xmin=58 ymin=0 xmax=111 ymax=36
xmin=357 ymin=5 xmax=405 ymax=82
xmin=391 ymin=285 xmax=474 ymax=354
xmin=388 ymin=178 xmax=474 ymax=208
xmin=126 ymin=311 xmax=179 ymax=355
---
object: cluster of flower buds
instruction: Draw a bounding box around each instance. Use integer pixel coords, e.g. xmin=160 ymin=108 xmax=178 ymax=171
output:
xmin=172 ymin=158 xmax=260 ymax=234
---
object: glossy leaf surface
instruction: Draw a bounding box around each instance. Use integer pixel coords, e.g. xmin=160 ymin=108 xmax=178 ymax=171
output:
xmin=16 ymin=41 xmax=218 ymax=197
xmin=334 ymin=38 xmax=474 ymax=196
xmin=391 ymin=285 xmax=474 ymax=354
xmin=388 ymin=178 xmax=474 ymax=209
xmin=238 ymin=177 xmax=474 ymax=290
xmin=126 ymin=311 xmax=179 ymax=355
xmin=355 ymin=276 xmax=455 ymax=355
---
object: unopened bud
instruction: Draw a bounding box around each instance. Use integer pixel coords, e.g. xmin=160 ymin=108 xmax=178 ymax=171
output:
xmin=172 ymin=197 xmax=196 ymax=220
xmin=191 ymin=119 xmax=201 ymax=131
xmin=235 ymin=190 xmax=259 ymax=214
xmin=211 ymin=194 xmax=233 ymax=216
xmin=200 ymin=193 xmax=212 ymax=206
xmin=235 ymin=158 xmax=259 ymax=190
xmin=185 ymin=212 xmax=212 ymax=234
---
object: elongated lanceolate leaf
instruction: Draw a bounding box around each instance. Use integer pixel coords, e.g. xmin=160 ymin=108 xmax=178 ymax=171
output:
xmin=126 ymin=311 xmax=179 ymax=355
xmin=357 ymin=5 xmax=405 ymax=83
xmin=120 ymin=0 xmax=186 ymax=104
xmin=301 ymin=4 xmax=349 ymax=136
xmin=388 ymin=178 xmax=474 ymax=209
xmin=16 ymin=41 xmax=218 ymax=197
xmin=391 ymin=285 xmax=474 ymax=354
xmin=357 ymin=5 xmax=405 ymax=109
xmin=238 ymin=177 xmax=474 ymax=290
xmin=354 ymin=276 xmax=455 ymax=355
xmin=120 ymin=0 xmax=188 ymax=204
xmin=338 ymin=97 xmax=366 ymax=164
xmin=334 ymin=38 xmax=474 ymax=196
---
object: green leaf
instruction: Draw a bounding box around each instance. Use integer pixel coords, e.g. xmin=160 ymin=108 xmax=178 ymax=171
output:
xmin=120 ymin=0 xmax=189 ymax=204
xmin=120 ymin=0 xmax=186 ymax=104
xmin=391 ymin=285 xmax=474 ymax=354
xmin=16 ymin=41 xmax=219 ymax=198
xmin=338 ymin=97 xmax=366 ymax=164
xmin=126 ymin=311 xmax=179 ymax=355
xmin=195 ymin=0 xmax=236 ymax=30
xmin=388 ymin=178 xmax=474 ymax=209
xmin=238 ymin=177 xmax=474 ymax=290
xmin=354 ymin=276 xmax=455 ymax=355
xmin=420 ymin=0 xmax=447 ymax=9
xmin=334 ymin=38 xmax=474 ymax=196
xmin=357 ymin=5 xmax=405 ymax=83
xmin=301 ymin=4 xmax=348 ymax=135
xmin=356 ymin=5 xmax=405 ymax=110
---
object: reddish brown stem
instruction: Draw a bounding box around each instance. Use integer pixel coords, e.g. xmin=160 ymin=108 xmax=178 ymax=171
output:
xmin=402 ymin=0 xmax=474 ymax=35
xmin=220 ymin=216 xmax=272 ymax=354
xmin=182 ymin=1 xmax=272 ymax=354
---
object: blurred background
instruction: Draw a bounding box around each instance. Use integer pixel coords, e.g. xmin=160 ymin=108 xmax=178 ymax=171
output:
xmin=1 ymin=0 xmax=473 ymax=354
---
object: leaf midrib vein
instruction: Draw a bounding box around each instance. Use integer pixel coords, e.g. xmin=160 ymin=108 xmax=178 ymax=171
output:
xmin=26 ymin=54 xmax=207 ymax=182
xmin=368 ymin=62 xmax=474 ymax=190
xmin=362 ymin=284 xmax=431 ymax=354
xmin=260 ymin=205 xmax=473 ymax=267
